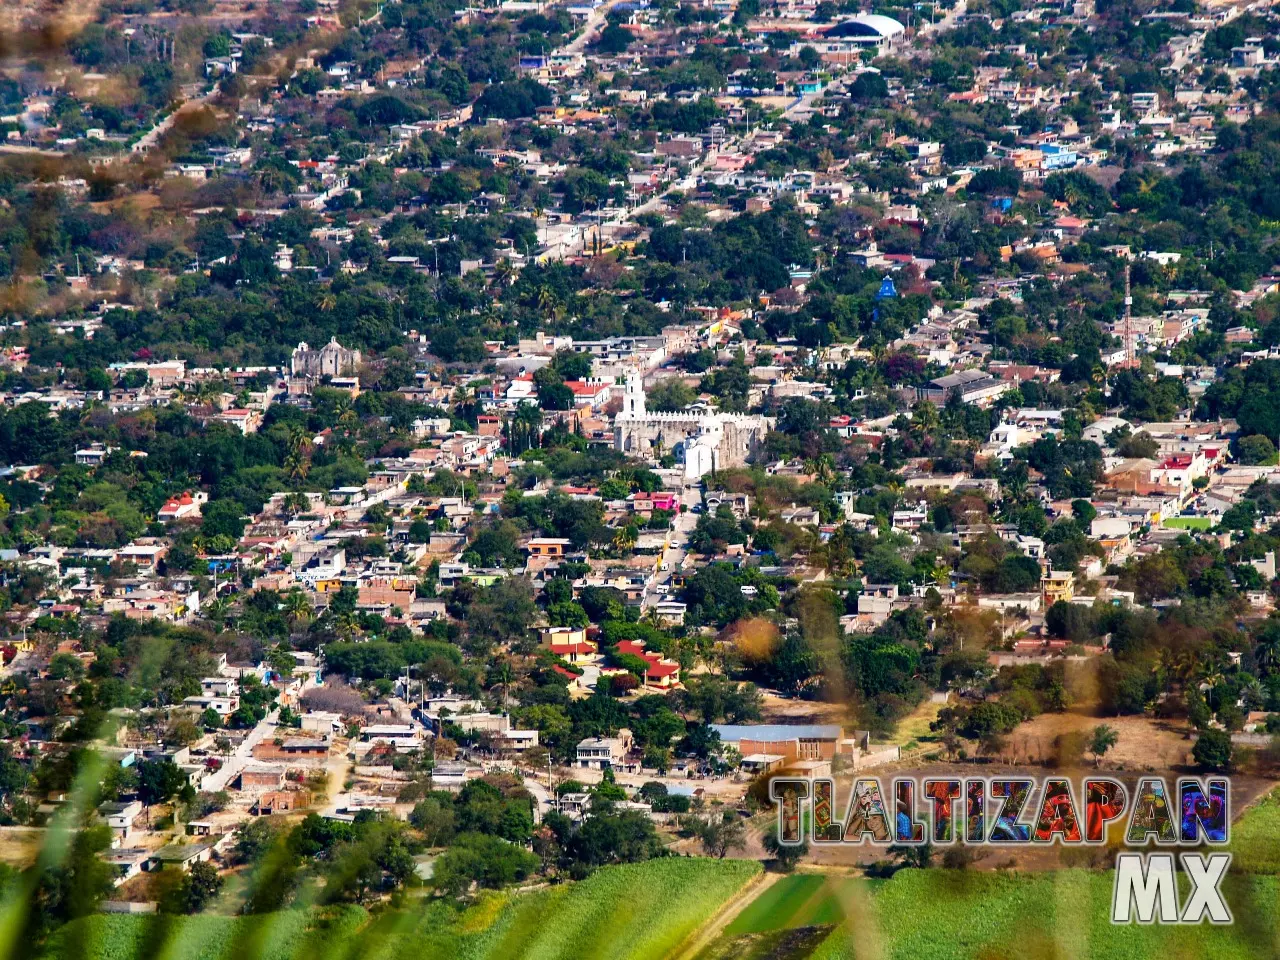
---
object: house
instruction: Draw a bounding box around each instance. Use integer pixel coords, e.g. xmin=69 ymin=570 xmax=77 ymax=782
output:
xmin=526 ymin=538 xmax=573 ymax=558
xmin=159 ymin=491 xmax=208 ymax=522
xmin=252 ymin=791 xmax=299 ymax=815
xmin=709 ymin=723 xmax=844 ymax=762
xmin=117 ymin=543 xmax=166 ymax=568
xmin=301 ymin=710 xmax=344 ymax=734
xmin=238 ymin=765 xmax=286 ymax=793
xmin=215 ymin=408 xmax=263 ymax=435
xmin=614 ymin=639 xmax=682 ymax=688
xmin=1042 ymin=571 xmax=1075 ymax=607
xmin=148 ymin=841 xmax=214 ymax=872
xmin=362 ymin=723 xmax=423 ymax=747
xmin=539 ymin=626 xmax=597 ymax=661
xmin=253 ymin=737 xmax=330 ymax=760
xmin=576 ymin=729 xmax=634 ymax=770
xmin=182 ymin=694 xmax=238 ymax=717
xmin=97 ymin=800 xmax=144 ymax=841
xmin=103 ymin=848 xmax=151 ymax=885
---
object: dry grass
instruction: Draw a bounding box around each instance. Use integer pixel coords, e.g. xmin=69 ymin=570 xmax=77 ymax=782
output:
xmin=0 ymin=826 xmax=46 ymax=868
xmin=1009 ymin=709 xmax=1193 ymax=770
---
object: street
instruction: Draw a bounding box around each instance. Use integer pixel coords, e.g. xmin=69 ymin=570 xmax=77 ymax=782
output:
xmin=642 ymin=481 xmax=701 ymax=611
xmin=200 ymin=707 xmax=279 ymax=793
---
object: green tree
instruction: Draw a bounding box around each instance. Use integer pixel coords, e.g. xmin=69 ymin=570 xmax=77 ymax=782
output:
xmin=1088 ymin=724 xmax=1118 ymax=767
xmin=138 ymin=758 xmax=188 ymax=806
xmin=762 ymin=831 xmax=808 ymax=872
xmin=163 ymin=860 xmax=224 ymax=914
xmin=1238 ymin=434 xmax=1276 ymax=465
xmin=696 ymin=811 xmax=746 ymax=858
xmin=1192 ymin=728 xmax=1233 ymax=771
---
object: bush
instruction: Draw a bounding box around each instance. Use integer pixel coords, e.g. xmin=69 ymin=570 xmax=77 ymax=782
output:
xmin=1192 ymin=728 xmax=1233 ymax=771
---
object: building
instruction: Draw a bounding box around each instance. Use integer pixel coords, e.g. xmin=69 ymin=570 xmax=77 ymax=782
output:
xmin=576 ymin=729 xmax=634 ymax=770
xmin=710 ymin=723 xmax=846 ymax=762
xmin=291 ymin=338 xmax=362 ymax=378
xmin=917 ymin=369 xmax=1011 ymax=407
xmin=807 ymin=14 xmax=906 ymax=60
xmin=238 ymin=765 xmax=286 ymax=793
xmin=1042 ymin=570 xmax=1075 ymax=607
xmin=614 ymin=373 xmax=772 ymax=480
xmin=158 ymin=491 xmax=207 ymax=522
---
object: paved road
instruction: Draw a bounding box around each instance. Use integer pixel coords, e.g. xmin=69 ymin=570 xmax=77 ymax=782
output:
xmin=642 ymin=481 xmax=701 ymax=610
xmin=128 ymin=86 xmax=219 ymax=156
xmin=918 ymin=0 xmax=967 ymax=38
xmin=521 ymin=773 xmax=555 ymax=823
xmin=561 ymin=0 xmax=627 ymax=55
xmin=200 ymin=708 xmax=279 ymax=793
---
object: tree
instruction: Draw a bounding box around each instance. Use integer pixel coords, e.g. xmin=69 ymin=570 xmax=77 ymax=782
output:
xmin=138 ymin=758 xmax=187 ymax=806
xmin=433 ymin=833 xmax=539 ymax=897
xmin=888 ymin=841 xmax=934 ymax=870
xmin=410 ymin=794 xmax=457 ymax=846
xmin=761 ymin=831 xmax=808 ymax=872
xmin=595 ymin=23 xmax=632 ymax=54
xmin=1192 ymin=728 xmax=1233 ymax=772
xmin=1238 ymin=434 xmax=1276 ymax=465
xmin=25 ymin=824 xmax=115 ymax=935
xmin=697 ymin=811 xmax=746 ymax=859
xmin=1088 ymin=724 xmax=1118 ymax=767
xmin=849 ymin=72 xmax=888 ymax=101
xmin=646 ymin=378 xmax=696 ymax=412
xmin=163 ymin=860 xmax=223 ymax=914
xmin=233 ymin=818 xmax=279 ymax=864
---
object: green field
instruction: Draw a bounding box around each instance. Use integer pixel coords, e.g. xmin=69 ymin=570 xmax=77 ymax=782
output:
xmin=41 ymin=858 xmax=761 ymax=960
xmin=39 ymin=791 xmax=1280 ymax=960
xmin=1162 ymin=517 xmax=1213 ymax=530
xmin=1227 ymin=787 xmax=1280 ymax=874
xmin=712 ymin=870 xmax=1280 ymax=960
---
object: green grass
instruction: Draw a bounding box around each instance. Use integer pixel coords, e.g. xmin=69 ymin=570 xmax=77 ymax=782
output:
xmin=42 ymin=858 xmax=761 ymax=960
xmin=1162 ymin=517 xmax=1213 ymax=530
xmin=1227 ymin=786 xmax=1280 ymax=874
xmin=468 ymin=858 xmax=760 ymax=960
xmin=720 ymin=870 xmax=1280 ymax=960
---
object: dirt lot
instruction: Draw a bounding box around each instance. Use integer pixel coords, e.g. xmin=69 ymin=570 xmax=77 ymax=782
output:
xmin=759 ymin=693 xmax=849 ymax=726
xmin=994 ymin=708 xmax=1196 ymax=771
xmin=0 ymin=826 xmax=44 ymax=868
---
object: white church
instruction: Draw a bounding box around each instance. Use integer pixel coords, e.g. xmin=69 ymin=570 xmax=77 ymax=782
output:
xmin=613 ymin=373 xmax=773 ymax=481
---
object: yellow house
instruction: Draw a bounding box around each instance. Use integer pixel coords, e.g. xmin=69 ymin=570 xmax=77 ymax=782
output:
xmin=1041 ymin=571 xmax=1075 ymax=608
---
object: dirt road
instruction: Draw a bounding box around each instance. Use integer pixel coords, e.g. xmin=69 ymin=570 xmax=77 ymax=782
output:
xmin=671 ymin=867 xmax=781 ymax=960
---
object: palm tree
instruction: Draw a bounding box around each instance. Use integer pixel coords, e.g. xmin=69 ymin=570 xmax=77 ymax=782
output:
xmin=613 ymin=526 xmax=638 ymax=554
xmin=492 ymin=258 xmax=516 ymax=289
xmin=1199 ymin=663 xmax=1226 ymax=711
xmin=1239 ymin=676 xmax=1266 ymax=711
xmin=1255 ymin=632 xmax=1280 ymax=675
xmin=284 ymin=425 xmax=311 ymax=482
xmin=804 ymin=454 xmax=835 ymax=487
xmin=284 ymin=491 xmax=311 ymax=515
xmin=203 ymin=595 xmax=230 ymax=628
xmin=316 ymin=292 xmax=338 ymax=313
xmin=512 ymin=402 xmax=543 ymax=453
xmin=283 ymin=590 xmax=312 ymax=629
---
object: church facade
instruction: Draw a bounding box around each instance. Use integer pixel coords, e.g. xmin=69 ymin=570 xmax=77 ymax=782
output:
xmin=291 ymin=338 xmax=362 ymax=378
xmin=614 ymin=374 xmax=772 ymax=480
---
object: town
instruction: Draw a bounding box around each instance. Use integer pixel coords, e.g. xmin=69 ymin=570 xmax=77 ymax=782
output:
xmin=0 ymin=0 xmax=1279 ymax=955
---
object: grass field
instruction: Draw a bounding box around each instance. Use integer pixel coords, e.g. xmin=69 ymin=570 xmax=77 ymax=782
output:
xmin=41 ymin=858 xmax=761 ymax=960
xmin=1162 ymin=517 xmax=1213 ymax=530
xmin=1227 ymin=786 xmax=1280 ymax=874
xmin=713 ymin=870 xmax=1280 ymax=960
xmin=39 ymin=792 xmax=1280 ymax=960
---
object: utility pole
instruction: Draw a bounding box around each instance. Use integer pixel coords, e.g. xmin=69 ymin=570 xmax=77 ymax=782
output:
xmin=1123 ymin=262 xmax=1133 ymax=369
